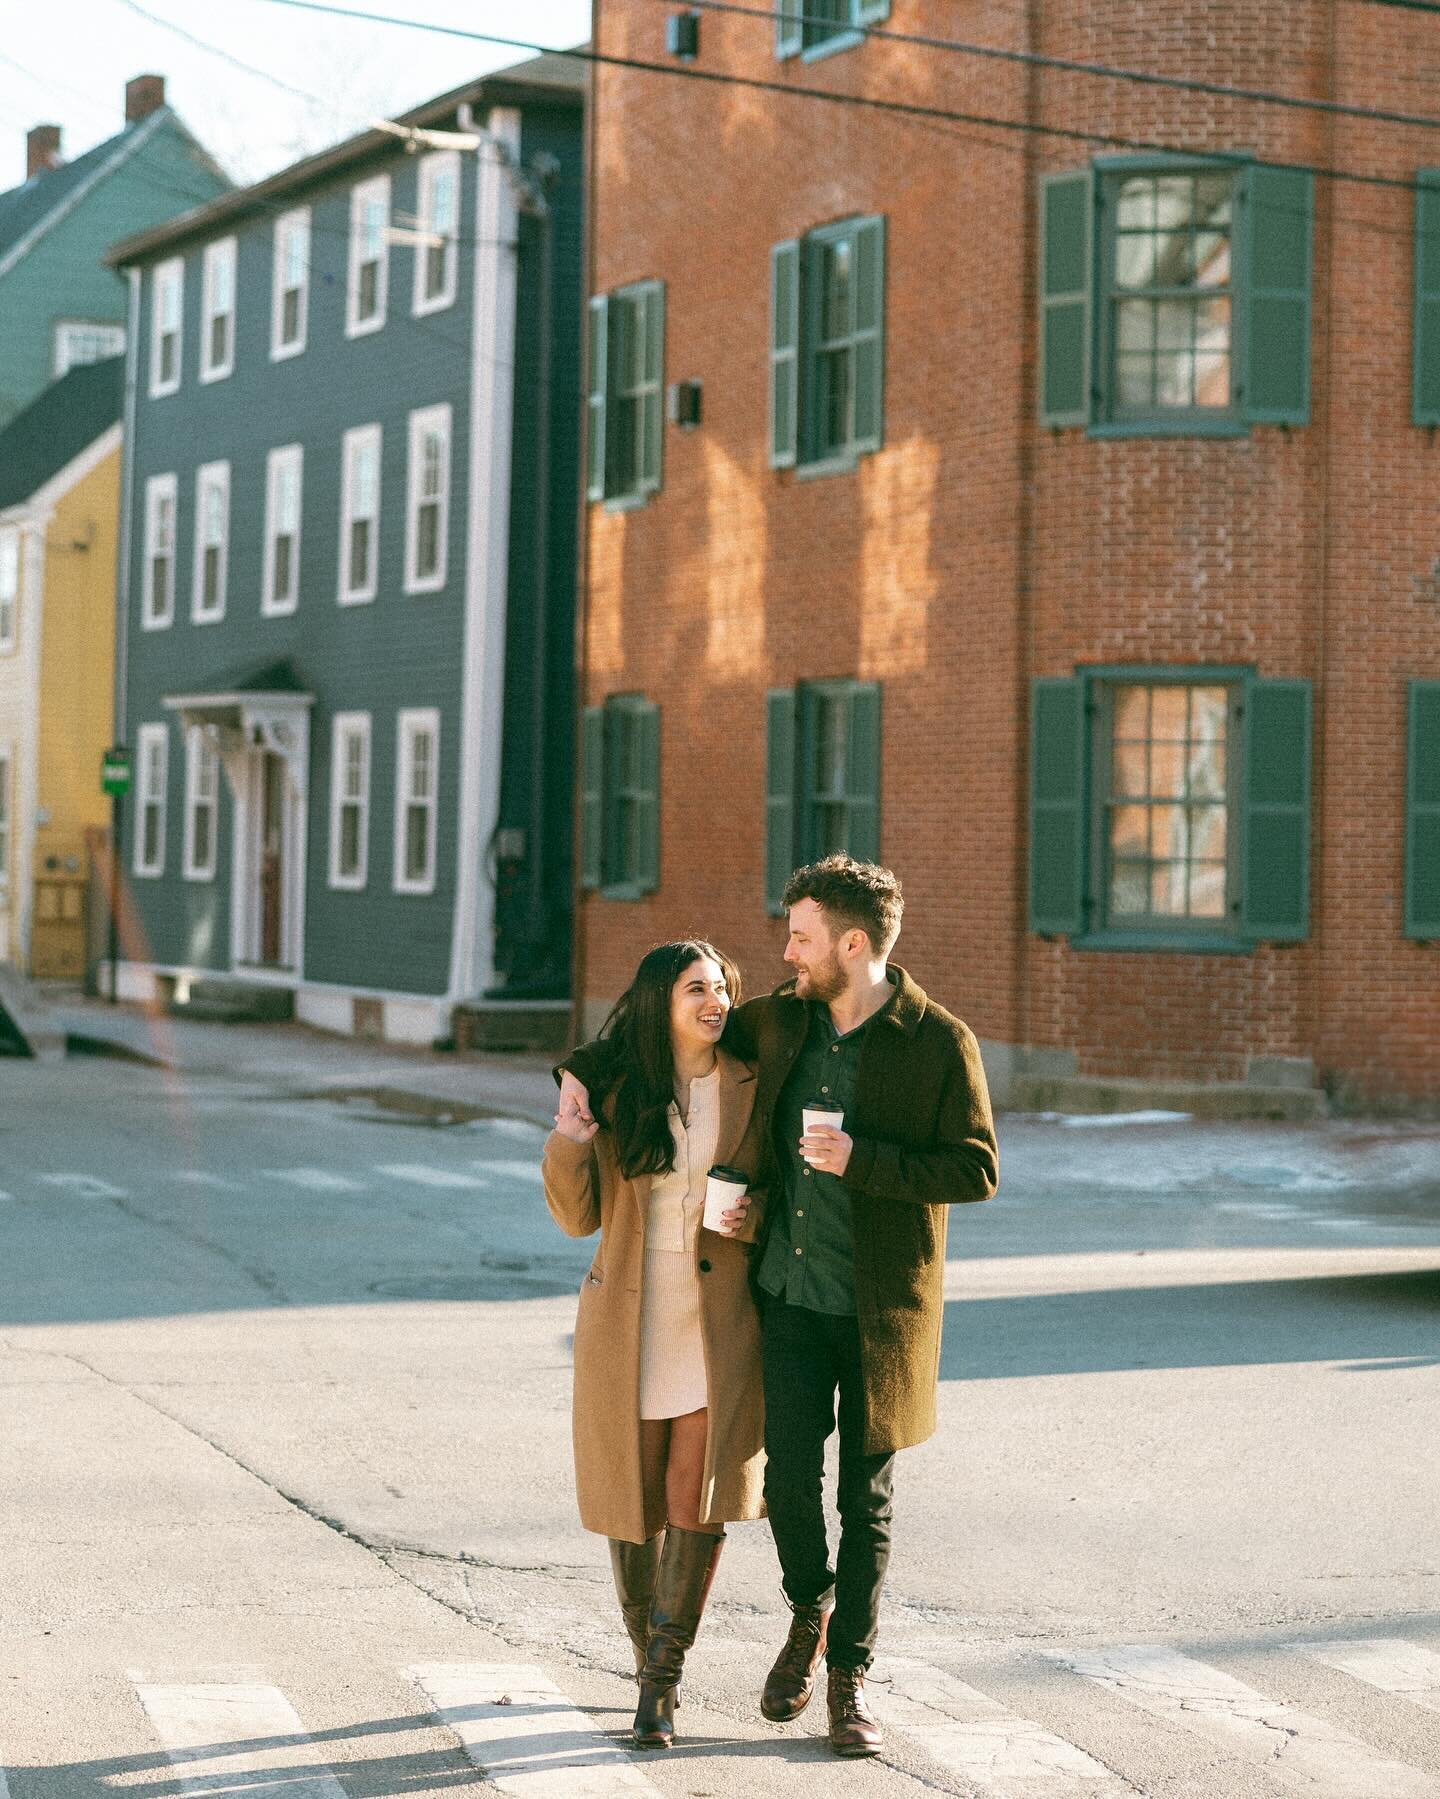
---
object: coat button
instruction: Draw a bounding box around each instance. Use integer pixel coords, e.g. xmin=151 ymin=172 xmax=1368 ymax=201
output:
xmin=698 ymin=1259 xmax=711 ymax=1273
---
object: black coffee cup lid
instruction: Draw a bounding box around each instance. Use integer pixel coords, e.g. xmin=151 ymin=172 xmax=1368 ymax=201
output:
xmin=708 ymin=1164 xmax=748 ymax=1182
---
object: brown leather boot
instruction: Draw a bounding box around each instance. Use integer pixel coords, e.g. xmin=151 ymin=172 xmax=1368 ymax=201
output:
xmin=631 ymin=1526 xmax=724 ymax=1749
xmin=608 ymin=1534 xmax=662 ymax=1676
xmin=760 ymin=1597 xmax=832 ymax=1721
xmin=827 ymin=1665 xmax=882 ymax=1757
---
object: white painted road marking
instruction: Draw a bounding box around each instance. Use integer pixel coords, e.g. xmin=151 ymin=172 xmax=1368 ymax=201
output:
xmin=261 ymin=1168 xmax=367 ymax=1193
xmin=377 ymin=1164 xmax=491 ymax=1190
xmin=408 ymin=1662 xmax=664 ymax=1796
xmin=1294 ymin=1639 xmax=1440 ymax=1715
xmin=37 ymin=1173 xmax=128 ymax=1199
xmin=170 ymin=1170 xmax=243 ymax=1191
xmin=1063 ymin=1644 xmax=1438 ymax=1797
xmin=135 ymin=1682 xmax=350 ymax=1798
xmin=474 ymin=1158 xmax=544 ymax=1184
xmin=876 ymin=1656 xmax=1133 ymax=1794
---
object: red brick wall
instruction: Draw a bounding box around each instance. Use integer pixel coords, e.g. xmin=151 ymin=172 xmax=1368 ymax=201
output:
xmin=581 ymin=0 xmax=1440 ymax=1102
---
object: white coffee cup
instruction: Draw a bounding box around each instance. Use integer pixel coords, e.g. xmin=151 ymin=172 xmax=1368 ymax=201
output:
xmin=801 ymin=1101 xmax=845 ymax=1164
xmin=703 ymin=1164 xmax=749 ymax=1234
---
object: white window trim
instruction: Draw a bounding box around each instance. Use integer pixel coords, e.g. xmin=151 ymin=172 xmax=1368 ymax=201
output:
xmin=262 ymin=444 xmax=304 ymax=617
xmin=393 ymin=708 xmax=439 ymax=895
xmin=53 ymin=319 xmax=126 ymax=378
xmin=182 ymin=726 xmax=220 ymax=882
xmin=149 ymin=256 xmax=183 ymax=398
xmin=404 ymin=402 xmax=451 ymax=594
xmin=338 ymin=423 xmax=382 ymax=606
xmin=346 ymin=174 xmax=391 ymax=338
xmin=191 ymin=460 xmax=230 ymax=624
xmin=328 ymin=711 xmax=371 ymax=891
xmin=142 ymin=472 xmax=178 ymax=631
xmin=270 ymin=205 xmax=310 ymax=361
xmin=134 ymin=722 xmax=169 ymax=878
xmin=199 ymin=237 xmax=237 ymax=383
xmin=0 ymin=524 xmax=18 ymax=654
xmin=0 ymin=743 xmax=11 ymax=893
xmin=412 ymin=149 xmax=460 ymax=317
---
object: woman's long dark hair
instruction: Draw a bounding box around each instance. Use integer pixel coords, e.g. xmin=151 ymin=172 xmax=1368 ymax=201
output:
xmin=597 ymin=939 xmax=741 ymax=1180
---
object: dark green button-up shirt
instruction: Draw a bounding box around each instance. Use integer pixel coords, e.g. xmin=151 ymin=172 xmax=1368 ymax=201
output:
xmin=757 ymin=982 xmax=896 ymax=1315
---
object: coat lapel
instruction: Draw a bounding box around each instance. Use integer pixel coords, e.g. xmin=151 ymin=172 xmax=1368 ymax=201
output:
xmin=714 ymin=1051 xmax=757 ymax=1169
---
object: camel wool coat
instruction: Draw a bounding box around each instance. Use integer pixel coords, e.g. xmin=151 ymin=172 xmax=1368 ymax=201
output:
xmin=542 ymin=1050 xmax=768 ymax=1544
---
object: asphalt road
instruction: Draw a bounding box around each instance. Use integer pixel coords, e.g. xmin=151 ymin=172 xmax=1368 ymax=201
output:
xmin=2 ymin=1050 xmax=1439 ymax=1798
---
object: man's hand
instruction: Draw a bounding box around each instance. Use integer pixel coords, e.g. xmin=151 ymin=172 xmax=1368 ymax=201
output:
xmin=799 ymin=1124 xmax=852 ymax=1178
xmin=554 ymin=1069 xmax=598 ymax=1144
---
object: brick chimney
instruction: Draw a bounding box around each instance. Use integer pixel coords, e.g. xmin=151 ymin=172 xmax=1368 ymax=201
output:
xmin=125 ymin=74 xmax=166 ymax=123
xmin=26 ymin=124 xmax=61 ymax=181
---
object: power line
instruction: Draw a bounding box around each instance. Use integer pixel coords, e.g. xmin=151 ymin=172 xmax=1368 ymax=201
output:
xmin=675 ymin=0 xmax=1440 ymax=139
xmin=236 ymin=0 xmax=1440 ymax=198
xmin=112 ymin=0 xmax=326 ymax=104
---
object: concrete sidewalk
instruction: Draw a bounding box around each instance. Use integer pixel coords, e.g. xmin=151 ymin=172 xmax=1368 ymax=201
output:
xmin=50 ymin=990 xmax=561 ymax=1127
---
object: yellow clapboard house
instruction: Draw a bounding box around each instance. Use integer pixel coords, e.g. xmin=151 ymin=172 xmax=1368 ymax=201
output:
xmin=0 ymin=357 xmax=123 ymax=978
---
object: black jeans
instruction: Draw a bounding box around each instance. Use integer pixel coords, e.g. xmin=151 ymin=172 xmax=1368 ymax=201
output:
xmin=760 ymin=1297 xmax=896 ymax=1672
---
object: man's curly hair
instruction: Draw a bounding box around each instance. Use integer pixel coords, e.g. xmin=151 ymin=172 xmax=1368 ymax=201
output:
xmin=781 ymin=855 xmax=903 ymax=957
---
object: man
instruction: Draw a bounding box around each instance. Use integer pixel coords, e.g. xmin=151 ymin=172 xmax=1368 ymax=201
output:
xmin=558 ymin=856 xmax=998 ymax=1756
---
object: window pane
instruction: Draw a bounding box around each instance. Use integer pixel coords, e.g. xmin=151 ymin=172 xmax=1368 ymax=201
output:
xmin=1150 ymin=862 xmax=1189 ymax=916
xmin=1110 ymin=861 xmax=1148 ymax=915
xmin=1116 ymin=301 xmax=1154 ymax=354
xmin=1111 ymin=738 xmax=1149 ymax=799
xmin=1110 ymin=804 xmax=1148 ymax=857
xmin=417 ymin=502 xmax=439 ymax=578
xmin=405 ymin=805 xmax=429 ymax=880
xmin=350 ymin=519 xmax=371 ymax=589
xmin=1116 ymin=176 xmax=1155 ymax=231
xmin=1189 ymin=861 xmax=1227 ymax=918
xmin=340 ymin=805 xmax=360 ymax=876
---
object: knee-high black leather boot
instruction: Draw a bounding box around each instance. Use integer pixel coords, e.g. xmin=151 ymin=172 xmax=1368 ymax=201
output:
xmin=608 ymin=1533 xmax=662 ymax=1676
xmin=631 ymin=1526 xmax=725 ymax=1748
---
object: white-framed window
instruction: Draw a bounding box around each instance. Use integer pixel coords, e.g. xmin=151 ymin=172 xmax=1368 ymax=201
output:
xmin=0 ymin=744 xmax=11 ymax=891
xmin=135 ymin=722 xmax=169 ymax=878
xmin=142 ymin=473 xmax=177 ymax=630
xmin=393 ymin=709 xmax=439 ymax=894
xmin=53 ymin=319 xmax=126 ymax=377
xmin=182 ymin=726 xmax=220 ymax=881
xmin=271 ymin=206 xmax=310 ymax=359
xmin=0 ymin=526 xmax=18 ymax=653
xmin=263 ymin=445 xmax=303 ymax=616
xmin=413 ymin=150 xmax=460 ymax=315
xmin=347 ymin=174 xmax=390 ymax=336
xmin=191 ymin=461 xmax=230 ymax=624
xmin=149 ymin=256 xmax=183 ymax=397
xmin=200 ymin=237 xmax=237 ymax=381
xmin=339 ymin=423 xmax=382 ymax=605
xmin=328 ymin=712 xmax=371 ymax=890
xmin=404 ymin=403 xmax=451 ymax=593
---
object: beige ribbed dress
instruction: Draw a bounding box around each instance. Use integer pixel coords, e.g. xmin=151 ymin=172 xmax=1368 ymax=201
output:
xmin=638 ymin=1065 xmax=720 ymax=1420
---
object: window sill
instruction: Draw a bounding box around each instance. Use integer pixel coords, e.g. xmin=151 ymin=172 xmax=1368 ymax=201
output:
xmin=601 ymin=491 xmax=653 ymax=513
xmin=1069 ymin=929 xmax=1251 ymax=955
xmin=270 ymin=337 xmax=306 ymax=363
xmin=1087 ymin=417 xmax=1250 ymax=441
xmin=798 ymin=29 xmax=865 ymax=62
xmin=598 ymin=883 xmax=654 ymax=902
xmin=793 ymin=453 xmax=859 ymax=482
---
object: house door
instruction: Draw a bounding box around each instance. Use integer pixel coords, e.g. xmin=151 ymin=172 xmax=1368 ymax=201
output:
xmin=259 ymin=751 xmax=286 ymax=967
xmin=30 ymin=874 xmax=87 ymax=979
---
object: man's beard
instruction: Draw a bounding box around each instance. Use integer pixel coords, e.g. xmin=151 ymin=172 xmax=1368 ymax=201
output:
xmin=796 ymin=951 xmax=846 ymax=1003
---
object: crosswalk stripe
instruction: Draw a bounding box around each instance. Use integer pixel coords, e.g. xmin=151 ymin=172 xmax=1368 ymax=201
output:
xmin=170 ymin=1170 xmax=243 ymax=1190
xmin=876 ymin=1656 xmax=1133 ymax=1793
xmin=261 ymin=1168 xmax=367 ymax=1192
xmin=135 ymin=1682 xmax=350 ymax=1798
xmin=378 ymin=1164 xmax=491 ymax=1190
xmin=1062 ymin=1644 xmax=1437 ymax=1797
xmin=38 ymin=1173 xmax=128 ymax=1198
xmin=1294 ymin=1640 xmax=1440 ymax=1715
xmin=473 ymin=1158 xmax=544 ymax=1184
xmin=408 ymin=1662 xmax=664 ymax=1796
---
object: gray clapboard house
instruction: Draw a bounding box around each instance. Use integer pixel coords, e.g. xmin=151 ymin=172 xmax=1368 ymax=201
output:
xmin=105 ymin=53 xmax=583 ymax=1043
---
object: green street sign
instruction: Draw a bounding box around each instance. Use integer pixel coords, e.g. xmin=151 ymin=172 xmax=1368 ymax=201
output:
xmin=101 ymin=746 xmax=132 ymax=797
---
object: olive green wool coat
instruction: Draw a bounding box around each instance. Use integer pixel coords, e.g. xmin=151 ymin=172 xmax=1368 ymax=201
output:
xmin=542 ymin=1050 xmax=769 ymax=1545
xmin=564 ymin=967 xmax=999 ymax=1460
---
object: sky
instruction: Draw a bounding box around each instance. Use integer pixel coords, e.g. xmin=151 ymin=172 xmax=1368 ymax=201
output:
xmin=0 ymin=0 xmax=593 ymax=189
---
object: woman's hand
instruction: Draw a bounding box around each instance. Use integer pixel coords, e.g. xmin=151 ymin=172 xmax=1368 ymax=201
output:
xmin=554 ymin=1074 xmax=599 ymax=1144
xmin=713 ymin=1193 xmax=751 ymax=1237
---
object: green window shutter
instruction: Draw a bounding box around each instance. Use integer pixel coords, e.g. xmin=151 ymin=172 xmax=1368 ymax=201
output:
xmin=765 ymin=688 xmax=797 ymax=914
xmin=776 ymin=0 xmax=802 ymax=58
xmin=855 ymin=0 xmax=890 ymax=29
xmin=1241 ymin=677 xmax=1312 ymax=941
xmin=1038 ymin=170 xmax=1092 ymax=428
xmin=1028 ymin=677 xmax=1087 ymax=935
xmin=1413 ymin=172 xmax=1440 ymax=426
xmin=851 ymin=216 xmax=886 ymax=455
xmin=845 ymin=681 xmax=882 ymax=862
xmin=640 ymin=281 xmax=665 ymax=495
xmin=585 ymin=295 xmax=608 ymax=501
xmin=1242 ymin=163 xmax=1313 ymax=426
xmin=769 ymin=240 xmax=801 ymax=468
xmin=635 ymin=700 xmax=661 ymax=894
xmin=1405 ymin=680 xmax=1440 ymax=939
xmin=579 ymin=704 xmax=603 ymax=888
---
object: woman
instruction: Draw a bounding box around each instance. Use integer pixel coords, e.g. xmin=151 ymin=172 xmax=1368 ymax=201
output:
xmin=543 ymin=939 xmax=766 ymax=1750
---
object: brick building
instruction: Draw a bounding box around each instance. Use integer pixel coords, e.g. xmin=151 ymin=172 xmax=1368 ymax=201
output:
xmin=577 ymin=0 xmax=1440 ymax=1107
